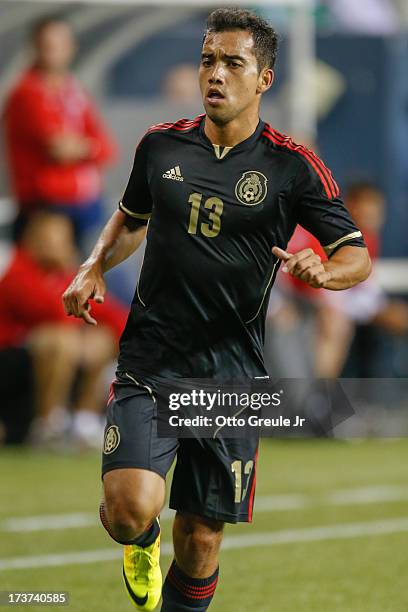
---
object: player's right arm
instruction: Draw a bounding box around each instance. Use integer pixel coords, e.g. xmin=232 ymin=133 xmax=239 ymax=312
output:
xmin=63 ymin=134 xmax=152 ymax=325
xmin=62 ymin=212 xmax=146 ymax=324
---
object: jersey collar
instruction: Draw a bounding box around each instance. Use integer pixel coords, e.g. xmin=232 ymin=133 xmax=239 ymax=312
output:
xmin=199 ymin=116 xmax=265 ymax=159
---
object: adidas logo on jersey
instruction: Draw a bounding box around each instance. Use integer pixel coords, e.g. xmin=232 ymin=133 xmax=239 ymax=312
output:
xmin=163 ymin=165 xmax=184 ymax=181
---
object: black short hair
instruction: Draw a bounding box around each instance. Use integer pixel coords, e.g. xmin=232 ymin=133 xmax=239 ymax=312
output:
xmin=205 ymin=8 xmax=278 ymax=71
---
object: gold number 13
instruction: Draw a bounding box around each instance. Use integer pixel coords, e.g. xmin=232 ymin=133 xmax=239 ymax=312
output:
xmin=188 ymin=192 xmax=223 ymax=238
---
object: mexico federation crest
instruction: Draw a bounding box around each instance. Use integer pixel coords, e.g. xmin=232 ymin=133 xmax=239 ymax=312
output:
xmin=103 ymin=425 xmax=120 ymax=454
xmin=235 ymin=171 xmax=268 ymax=206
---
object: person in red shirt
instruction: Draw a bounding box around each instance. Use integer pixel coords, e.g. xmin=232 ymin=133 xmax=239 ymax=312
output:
xmin=0 ymin=211 xmax=127 ymax=446
xmin=3 ymin=16 xmax=117 ymax=247
xmin=271 ymin=182 xmax=408 ymax=378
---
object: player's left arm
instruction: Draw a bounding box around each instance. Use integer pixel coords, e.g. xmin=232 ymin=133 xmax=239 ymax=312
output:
xmin=275 ymin=157 xmax=371 ymax=290
xmin=272 ymin=244 xmax=371 ymax=290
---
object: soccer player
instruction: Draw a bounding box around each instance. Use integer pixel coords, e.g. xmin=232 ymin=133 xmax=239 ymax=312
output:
xmin=63 ymin=8 xmax=371 ymax=611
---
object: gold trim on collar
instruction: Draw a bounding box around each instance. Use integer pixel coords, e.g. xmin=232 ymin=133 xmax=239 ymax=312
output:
xmin=213 ymin=144 xmax=233 ymax=160
xmin=119 ymin=201 xmax=151 ymax=220
xmin=323 ymin=231 xmax=363 ymax=256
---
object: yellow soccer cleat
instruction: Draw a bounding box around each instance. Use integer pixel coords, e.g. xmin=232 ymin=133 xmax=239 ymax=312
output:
xmin=122 ymin=529 xmax=162 ymax=611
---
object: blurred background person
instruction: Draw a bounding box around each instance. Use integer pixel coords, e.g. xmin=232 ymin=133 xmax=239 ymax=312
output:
xmin=326 ymin=182 xmax=408 ymax=377
xmin=3 ymin=16 xmax=117 ymax=250
xmin=266 ymin=181 xmax=408 ymax=379
xmin=0 ymin=212 xmax=127 ymax=448
xmin=0 ymin=345 xmax=34 ymax=446
xmin=162 ymin=63 xmax=202 ymax=103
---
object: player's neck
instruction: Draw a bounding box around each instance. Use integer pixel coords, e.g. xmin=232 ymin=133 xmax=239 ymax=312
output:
xmin=204 ymin=114 xmax=260 ymax=148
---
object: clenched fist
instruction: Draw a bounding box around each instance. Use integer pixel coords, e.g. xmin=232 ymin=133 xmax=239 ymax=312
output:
xmin=62 ymin=264 xmax=106 ymax=325
xmin=272 ymin=246 xmax=332 ymax=289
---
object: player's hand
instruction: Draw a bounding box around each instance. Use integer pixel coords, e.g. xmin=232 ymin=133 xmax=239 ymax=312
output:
xmin=62 ymin=264 xmax=106 ymax=325
xmin=272 ymin=246 xmax=332 ymax=289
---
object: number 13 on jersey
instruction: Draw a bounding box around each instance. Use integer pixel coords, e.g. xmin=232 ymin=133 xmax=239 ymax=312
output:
xmin=187 ymin=192 xmax=223 ymax=238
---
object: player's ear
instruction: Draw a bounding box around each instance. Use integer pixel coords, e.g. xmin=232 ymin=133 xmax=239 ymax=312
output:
xmin=257 ymin=68 xmax=274 ymax=94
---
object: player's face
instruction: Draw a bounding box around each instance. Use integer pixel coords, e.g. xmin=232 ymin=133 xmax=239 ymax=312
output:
xmin=199 ymin=30 xmax=273 ymax=125
xmin=34 ymin=23 xmax=76 ymax=72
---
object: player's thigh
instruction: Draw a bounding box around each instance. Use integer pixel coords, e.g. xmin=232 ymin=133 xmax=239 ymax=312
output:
xmin=102 ymin=377 xmax=178 ymax=513
xmin=169 ymin=436 xmax=259 ymax=524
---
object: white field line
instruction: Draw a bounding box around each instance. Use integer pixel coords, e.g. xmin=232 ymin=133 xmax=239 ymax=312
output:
xmin=1 ymin=517 xmax=408 ymax=572
xmin=1 ymin=485 xmax=407 ymax=534
xmin=0 ymin=509 xmax=173 ymax=533
xmin=1 ymin=513 xmax=98 ymax=533
xmin=327 ymin=485 xmax=408 ymax=505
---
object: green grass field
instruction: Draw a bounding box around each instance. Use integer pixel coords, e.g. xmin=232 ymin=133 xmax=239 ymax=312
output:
xmin=1 ymin=439 xmax=407 ymax=612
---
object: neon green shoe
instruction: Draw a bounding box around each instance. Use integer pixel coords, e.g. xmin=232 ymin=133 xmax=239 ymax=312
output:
xmin=122 ymin=528 xmax=162 ymax=611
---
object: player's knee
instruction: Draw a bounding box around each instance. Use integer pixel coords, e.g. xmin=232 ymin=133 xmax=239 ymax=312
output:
xmin=179 ymin=513 xmax=224 ymax=555
xmin=102 ymin=469 xmax=165 ymax=541
xmin=103 ymin=495 xmax=160 ymax=542
xmin=103 ymin=499 xmax=153 ymax=542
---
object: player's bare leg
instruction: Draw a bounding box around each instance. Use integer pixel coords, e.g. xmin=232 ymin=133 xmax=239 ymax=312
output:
xmin=172 ymin=513 xmax=223 ymax=577
xmin=161 ymin=512 xmax=223 ymax=611
xmin=27 ymin=324 xmax=81 ymax=441
xmin=102 ymin=468 xmax=164 ymax=540
xmin=101 ymin=468 xmax=165 ymax=610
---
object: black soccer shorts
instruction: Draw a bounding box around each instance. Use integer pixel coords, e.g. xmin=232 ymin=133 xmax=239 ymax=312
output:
xmin=101 ymin=373 xmax=259 ymax=523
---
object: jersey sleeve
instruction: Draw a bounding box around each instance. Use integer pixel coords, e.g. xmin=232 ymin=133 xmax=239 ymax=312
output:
xmin=118 ymin=135 xmax=152 ymax=226
xmin=293 ymin=157 xmax=366 ymax=257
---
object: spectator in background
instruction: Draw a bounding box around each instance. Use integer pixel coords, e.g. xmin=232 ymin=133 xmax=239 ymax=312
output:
xmin=3 ymin=16 xmax=117 ymax=249
xmin=0 ymin=212 xmax=127 ymax=447
xmin=265 ymin=223 xmax=353 ymax=378
xmin=327 ymin=182 xmax=408 ymax=376
xmin=324 ymin=182 xmax=408 ymax=333
xmin=266 ymin=181 xmax=408 ymax=379
xmin=0 ymin=347 xmax=34 ymax=445
xmin=162 ymin=64 xmax=202 ymax=103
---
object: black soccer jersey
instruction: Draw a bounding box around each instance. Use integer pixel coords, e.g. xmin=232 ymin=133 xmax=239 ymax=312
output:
xmin=118 ymin=115 xmax=365 ymax=381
